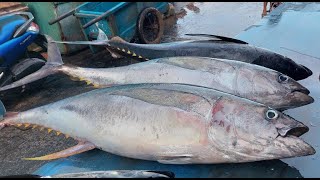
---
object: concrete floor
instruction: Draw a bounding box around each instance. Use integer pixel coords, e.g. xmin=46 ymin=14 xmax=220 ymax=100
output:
xmin=0 ymin=2 xmax=266 ymax=176
xmin=162 ymin=2 xmax=262 ymax=42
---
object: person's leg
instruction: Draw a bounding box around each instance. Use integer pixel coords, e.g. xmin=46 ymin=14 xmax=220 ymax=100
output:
xmin=262 ymin=2 xmax=268 ymax=17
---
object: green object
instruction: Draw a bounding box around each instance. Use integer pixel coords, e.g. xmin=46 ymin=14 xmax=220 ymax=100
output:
xmin=21 ymin=2 xmax=87 ymax=54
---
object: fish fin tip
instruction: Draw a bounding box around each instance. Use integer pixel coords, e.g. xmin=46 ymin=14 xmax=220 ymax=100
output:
xmin=157 ymin=154 xmax=194 ymax=164
xmin=184 ymin=33 xmax=248 ymax=44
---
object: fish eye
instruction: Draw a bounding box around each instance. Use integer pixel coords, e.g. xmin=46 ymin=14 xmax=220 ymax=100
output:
xmin=278 ymin=74 xmax=288 ymax=83
xmin=266 ymin=109 xmax=279 ymax=120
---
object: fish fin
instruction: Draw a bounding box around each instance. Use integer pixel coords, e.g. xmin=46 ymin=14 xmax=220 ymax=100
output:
xmin=106 ymin=47 xmax=123 ymax=58
xmin=110 ymin=36 xmax=127 ymax=43
xmin=184 ymin=33 xmax=248 ymax=44
xmin=44 ymin=35 xmax=64 ymax=66
xmin=0 ymin=35 xmax=64 ymax=93
xmin=23 ymin=141 xmax=95 ymax=161
xmin=157 ymin=154 xmax=194 ymax=164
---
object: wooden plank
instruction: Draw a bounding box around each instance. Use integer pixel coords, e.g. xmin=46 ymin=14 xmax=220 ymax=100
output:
xmin=0 ymin=2 xmax=21 ymax=9
xmin=0 ymin=2 xmax=28 ymax=16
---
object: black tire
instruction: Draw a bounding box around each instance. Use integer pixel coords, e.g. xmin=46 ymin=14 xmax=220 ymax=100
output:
xmin=0 ymin=57 xmax=46 ymax=92
xmin=11 ymin=58 xmax=46 ymax=81
xmin=136 ymin=7 xmax=164 ymax=44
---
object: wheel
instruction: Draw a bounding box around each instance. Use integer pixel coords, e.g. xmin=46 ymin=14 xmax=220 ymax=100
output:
xmin=11 ymin=57 xmax=46 ymax=81
xmin=0 ymin=57 xmax=46 ymax=90
xmin=0 ymin=57 xmax=46 ymax=99
xmin=136 ymin=7 xmax=164 ymax=44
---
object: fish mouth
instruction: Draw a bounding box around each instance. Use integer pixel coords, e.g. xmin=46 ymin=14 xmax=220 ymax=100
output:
xmin=277 ymin=122 xmax=309 ymax=137
xmin=291 ymin=88 xmax=310 ymax=95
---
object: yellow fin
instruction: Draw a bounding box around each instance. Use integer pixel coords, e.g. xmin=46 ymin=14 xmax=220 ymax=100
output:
xmin=16 ymin=124 xmax=22 ymax=127
xmin=132 ymin=53 xmax=137 ymax=57
xmin=127 ymin=50 xmax=131 ymax=54
xmin=32 ymin=125 xmax=37 ymax=129
xmin=65 ymin=134 xmax=70 ymax=139
xmin=85 ymin=80 xmax=92 ymax=85
xmin=56 ymin=131 xmax=61 ymax=136
xmin=93 ymin=84 xmax=100 ymax=88
xmin=22 ymin=141 xmax=96 ymax=161
xmin=48 ymin=129 xmax=53 ymax=133
xmin=70 ymin=76 xmax=79 ymax=81
xmin=24 ymin=124 xmax=30 ymax=128
xmin=138 ymin=55 xmax=143 ymax=59
xmin=40 ymin=127 xmax=45 ymax=131
xmin=122 ymin=48 xmax=126 ymax=52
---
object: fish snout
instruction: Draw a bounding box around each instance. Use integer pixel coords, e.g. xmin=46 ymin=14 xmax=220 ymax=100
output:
xmin=300 ymin=64 xmax=313 ymax=76
xmin=289 ymin=91 xmax=314 ymax=106
xmin=292 ymin=64 xmax=313 ymax=80
xmin=280 ymin=79 xmax=314 ymax=108
xmin=274 ymin=135 xmax=316 ymax=158
xmin=272 ymin=114 xmax=315 ymax=157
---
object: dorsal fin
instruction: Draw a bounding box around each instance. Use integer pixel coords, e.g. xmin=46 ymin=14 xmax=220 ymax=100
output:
xmin=185 ymin=33 xmax=248 ymax=44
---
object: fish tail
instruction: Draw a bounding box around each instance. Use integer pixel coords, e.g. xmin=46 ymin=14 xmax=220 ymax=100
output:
xmin=0 ymin=35 xmax=64 ymax=92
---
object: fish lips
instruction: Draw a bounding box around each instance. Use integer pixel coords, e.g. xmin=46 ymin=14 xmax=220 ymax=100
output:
xmin=276 ymin=118 xmax=309 ymax=137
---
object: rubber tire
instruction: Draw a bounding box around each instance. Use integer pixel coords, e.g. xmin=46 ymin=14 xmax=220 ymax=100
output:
xmin=11 ymin=58 xmax=46 ymax=81
xmin=136 ymin=7 xmax=164 ymax=44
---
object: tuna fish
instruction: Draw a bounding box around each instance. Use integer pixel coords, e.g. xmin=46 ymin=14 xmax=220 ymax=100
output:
xmin=0 ymin=36 xmax=313 ymax=111
xmin=52 ymin=34 xmax=313 ymax=81
xmin=0 ymin=83 xmax=315 ymax=163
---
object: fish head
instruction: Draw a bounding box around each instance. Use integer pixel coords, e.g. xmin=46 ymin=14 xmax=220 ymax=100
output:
xmin=207 ymin=97 xmax=315 ymax=162
xmin=252 ymin=52 xmax=313 ymax=81
xmin=237 ymin=66 xmax=314 ymax=110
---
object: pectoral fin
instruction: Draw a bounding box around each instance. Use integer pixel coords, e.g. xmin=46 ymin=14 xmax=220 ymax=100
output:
xmin=157 ymin=154 xmax=194 ymax=164
xmin=23 ymin=141 xmax=95 ymax=161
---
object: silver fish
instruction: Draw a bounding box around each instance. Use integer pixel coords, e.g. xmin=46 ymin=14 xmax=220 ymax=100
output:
xmin=0 ymin=35 xmax=313 ymax=110
xmin=0 ymin=83 xmax=315 ymax=163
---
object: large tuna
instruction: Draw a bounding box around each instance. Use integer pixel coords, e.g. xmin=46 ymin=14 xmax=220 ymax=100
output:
xmin=0 ymin=83 xmax=315 ymax=163
xmin=52 ymin=34 xmax=312 ymax=81
xmin=0 ymin=36 xmax=313 ymax=110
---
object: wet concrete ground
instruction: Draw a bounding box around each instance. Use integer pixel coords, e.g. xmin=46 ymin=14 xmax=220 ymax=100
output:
xmin=0 ymin=2 xmax=291 ymax=177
